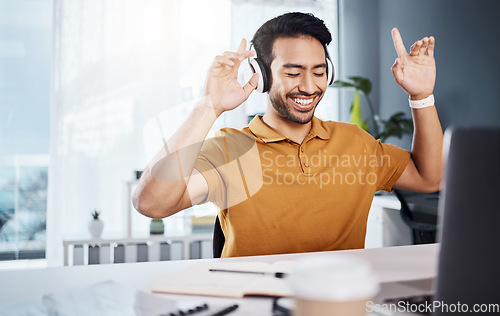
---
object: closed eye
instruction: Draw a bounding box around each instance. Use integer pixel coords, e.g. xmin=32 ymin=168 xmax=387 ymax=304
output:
xmin=286 ymin=73 xmax=300 ymax=77
xmin=314 ymin=73 xmax=325 ymax=77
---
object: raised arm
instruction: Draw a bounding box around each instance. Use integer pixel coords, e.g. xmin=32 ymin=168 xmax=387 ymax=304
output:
xmin=391 ymin=28 xmax=443 ymax=192
xmin=133 ymin=39 xmax=259 ymax=218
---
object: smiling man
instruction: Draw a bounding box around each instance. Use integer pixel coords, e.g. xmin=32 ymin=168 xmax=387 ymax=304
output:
xmin=266 ymin=36 xmax=327 ymax=137
xmin=133 ymin=13 xmax=443 ymax=257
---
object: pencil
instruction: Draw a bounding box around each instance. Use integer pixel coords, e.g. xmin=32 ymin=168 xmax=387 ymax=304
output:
xmin=208 ymin=268 xmax=287 ymax=278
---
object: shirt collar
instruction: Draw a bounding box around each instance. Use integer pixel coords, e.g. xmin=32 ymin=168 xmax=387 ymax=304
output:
xmin=310 ymin=116 xmax=331 ymax=140
xmin=248 ymin=115 xmax=286 ymax=143
xmin=248 ymin=115 xmax=330 ymax=143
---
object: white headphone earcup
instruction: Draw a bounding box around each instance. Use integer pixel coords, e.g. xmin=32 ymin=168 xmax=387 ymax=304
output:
xmin=249 ymin=58 xmax=265 ymax=93
xmin=326 ymin=58 xmax=335 ymax=85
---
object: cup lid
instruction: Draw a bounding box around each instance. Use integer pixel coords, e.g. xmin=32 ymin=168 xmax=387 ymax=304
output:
xmin=289 ymin=254 xmax=379 ymax=301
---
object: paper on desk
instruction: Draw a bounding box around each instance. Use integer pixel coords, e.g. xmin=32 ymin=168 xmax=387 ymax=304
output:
xmin=153 ymin=260 xmax=294 ymax=298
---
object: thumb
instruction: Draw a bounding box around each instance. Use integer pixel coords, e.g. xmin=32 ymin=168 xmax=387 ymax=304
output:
xmin=391 ymin=58 xmax=404 ymax=84
xmin=242 ymin=73 xmax=259 ymax=98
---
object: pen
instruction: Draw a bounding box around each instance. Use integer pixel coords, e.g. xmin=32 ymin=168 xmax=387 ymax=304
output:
xmin=161 ymin=303 xmax=239 ymax=316
xmin=209 ymin=304 xmax=239 ymax=316
xmin=160 ymin=303 xmax=209 ymax=316
xmin=208 ymin=268 xmax=287 ymax=278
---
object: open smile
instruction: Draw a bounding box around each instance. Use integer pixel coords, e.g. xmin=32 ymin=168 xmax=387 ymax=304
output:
xmin=289 ymin=96 xmax=315 ymax=111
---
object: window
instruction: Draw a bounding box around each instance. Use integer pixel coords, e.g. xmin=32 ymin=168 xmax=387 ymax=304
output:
xmin=0 ymin=160 xmax=48 ymax=260
xmin=0 ymin=0 xmax=52 ymax=262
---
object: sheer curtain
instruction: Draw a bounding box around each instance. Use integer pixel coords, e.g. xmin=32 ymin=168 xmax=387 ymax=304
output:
xmin=47 ymin=0 xmax=338 ymax=266
xmin=47 ymin=0 xmax=231 ymax=266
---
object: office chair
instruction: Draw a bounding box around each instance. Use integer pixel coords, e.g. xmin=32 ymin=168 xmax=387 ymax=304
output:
xmin=213 ymin=216 xmax=225 ymax=258
xmin=393 ymin=189 xmax=438 ymax=244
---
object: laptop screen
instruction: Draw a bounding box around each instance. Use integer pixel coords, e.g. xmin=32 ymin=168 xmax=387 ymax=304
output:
xmin=434 ymin=127 xmax=500 ymax=314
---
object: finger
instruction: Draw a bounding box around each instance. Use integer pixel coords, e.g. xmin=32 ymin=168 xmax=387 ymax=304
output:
xmin=222 ymin=51 xmax=246 ymax=61
xmin=391 ymin=58 xmax=404 ymax=84
xmin=419 ymin=37 xmax=429 ymax=56
xmin=242 ymin=73 xmax=259 ymax=98
xmin=214 ymin=55 xmax=235 ymax=67
xmin=410 ymin=40 xmax=422 ymax=56
xmin=236 ymin=38 xmax=247 ymax=54
xmin=236 ymin=38 xmax=256 ymax=60
xmin=223 ymin=51 xmax=255 ymax=65
xmin=392 ymin=28 xmax=407 ymax=57
xmin=427 ymin=36 xmax=435 ymax=57
xmin=410 ymin=40 xmax=425 ymax=56
xmin=221 ymin=53 xmax=247 ymax=72
xmin=244 ymin=50 xmax=256 ymax=58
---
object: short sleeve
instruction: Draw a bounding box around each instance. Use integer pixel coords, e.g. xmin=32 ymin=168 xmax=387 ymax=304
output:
xmin=194 ymin=136 xmax=227 ymax=209
xmin=374 ymin=140 xmax=411 ymax=192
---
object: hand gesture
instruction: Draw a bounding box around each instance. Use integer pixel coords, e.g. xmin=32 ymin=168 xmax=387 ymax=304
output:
xmin=204 ymin=39 xmax=259 ymax=116
xmin=391 ymin=28 xmax=436 ymax=100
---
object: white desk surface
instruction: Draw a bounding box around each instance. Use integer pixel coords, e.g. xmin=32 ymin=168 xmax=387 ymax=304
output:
xmin=372 ymin=193 xmax=401 ymax=210
xmin=0 ymin=244 xmax=439 ymax=315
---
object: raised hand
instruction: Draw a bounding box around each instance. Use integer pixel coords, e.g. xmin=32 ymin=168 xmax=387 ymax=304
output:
xmin=391 ymin=28 xmax=436 ymax=100
xmin=204 ymin=38 xmax=259 ymax=116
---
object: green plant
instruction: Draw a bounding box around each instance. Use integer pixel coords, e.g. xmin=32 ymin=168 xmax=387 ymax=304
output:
xmin=91 ymin=209 xmax=100 ymax=220
xmin=150 ymin=218 xmax=165 ymax=234
xmin=332 ymin=76 xmax=413 ymax=142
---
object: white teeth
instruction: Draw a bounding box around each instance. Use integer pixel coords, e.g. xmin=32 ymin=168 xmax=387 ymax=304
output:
xmin=293 ymin=98 xmax=313 ymax=105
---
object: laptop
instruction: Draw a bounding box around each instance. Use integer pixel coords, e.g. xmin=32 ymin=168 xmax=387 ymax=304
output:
xmin=434 ymin=127 xmax=500 ymax=314
xmin=374 ymin=127 xmax=500 ymax=315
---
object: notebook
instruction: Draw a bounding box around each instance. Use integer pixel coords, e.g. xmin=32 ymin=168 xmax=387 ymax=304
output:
xmin=153 ymin=260 xmax=294 ymax=298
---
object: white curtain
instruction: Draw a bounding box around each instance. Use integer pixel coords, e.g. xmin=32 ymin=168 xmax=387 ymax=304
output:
xmin=47 ymin=0 xmax=231 ymax=266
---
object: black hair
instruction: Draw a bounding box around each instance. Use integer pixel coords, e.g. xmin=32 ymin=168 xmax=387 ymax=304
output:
xmin=251 ymin=12 xmax=332 ymax=85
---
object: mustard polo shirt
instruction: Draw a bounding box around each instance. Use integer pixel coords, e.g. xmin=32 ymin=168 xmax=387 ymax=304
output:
xmin=195 ymin=115 xmax=410 ymax=257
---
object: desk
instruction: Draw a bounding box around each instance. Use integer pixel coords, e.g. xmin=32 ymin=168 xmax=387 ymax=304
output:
xmin=0 ymin=244 xmax=438 ymax=315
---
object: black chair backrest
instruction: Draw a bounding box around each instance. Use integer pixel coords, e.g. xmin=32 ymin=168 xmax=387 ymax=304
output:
xmin=213 ymin=216 xmax=225 ymax=258
xmin=393 ymin=189 xmax=438 ymax=244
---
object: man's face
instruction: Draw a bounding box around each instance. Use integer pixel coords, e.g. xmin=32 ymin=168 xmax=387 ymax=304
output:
xmin=268 ymin=36 xmax=328 ymax=124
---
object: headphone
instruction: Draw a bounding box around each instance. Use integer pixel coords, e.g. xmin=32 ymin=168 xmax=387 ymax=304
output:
xmin=245 ymin=44 xmax=335 ymax=93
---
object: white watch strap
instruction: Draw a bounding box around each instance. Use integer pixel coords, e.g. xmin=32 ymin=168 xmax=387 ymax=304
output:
xmin=409 ymin=94 xmax=435 ymax=109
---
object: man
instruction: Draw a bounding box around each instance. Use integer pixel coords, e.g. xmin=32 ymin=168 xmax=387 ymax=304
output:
xmin=133 ymin=13 xmax=442 ymax=257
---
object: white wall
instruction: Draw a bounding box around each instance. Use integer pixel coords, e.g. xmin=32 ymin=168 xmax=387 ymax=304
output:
xmin=340 ymin=0 xmax=500 ymax=149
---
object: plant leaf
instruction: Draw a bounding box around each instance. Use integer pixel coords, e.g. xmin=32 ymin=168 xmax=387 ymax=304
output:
xmin=349 ymin=90 xmax=369 ymax=132
xmin=377 ymin=112 xmax=414 ymax=141
xmin=362 ymin=119 xmax=369 ymax=132
xmin=331 ymin=80 xmax=356 ymax=88
xmin=348 ymin=76 xmax=372 ymax=95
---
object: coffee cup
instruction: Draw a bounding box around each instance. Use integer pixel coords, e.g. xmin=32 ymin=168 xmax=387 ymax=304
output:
xmin=289 ymin=254 xmax=379 ymax=316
